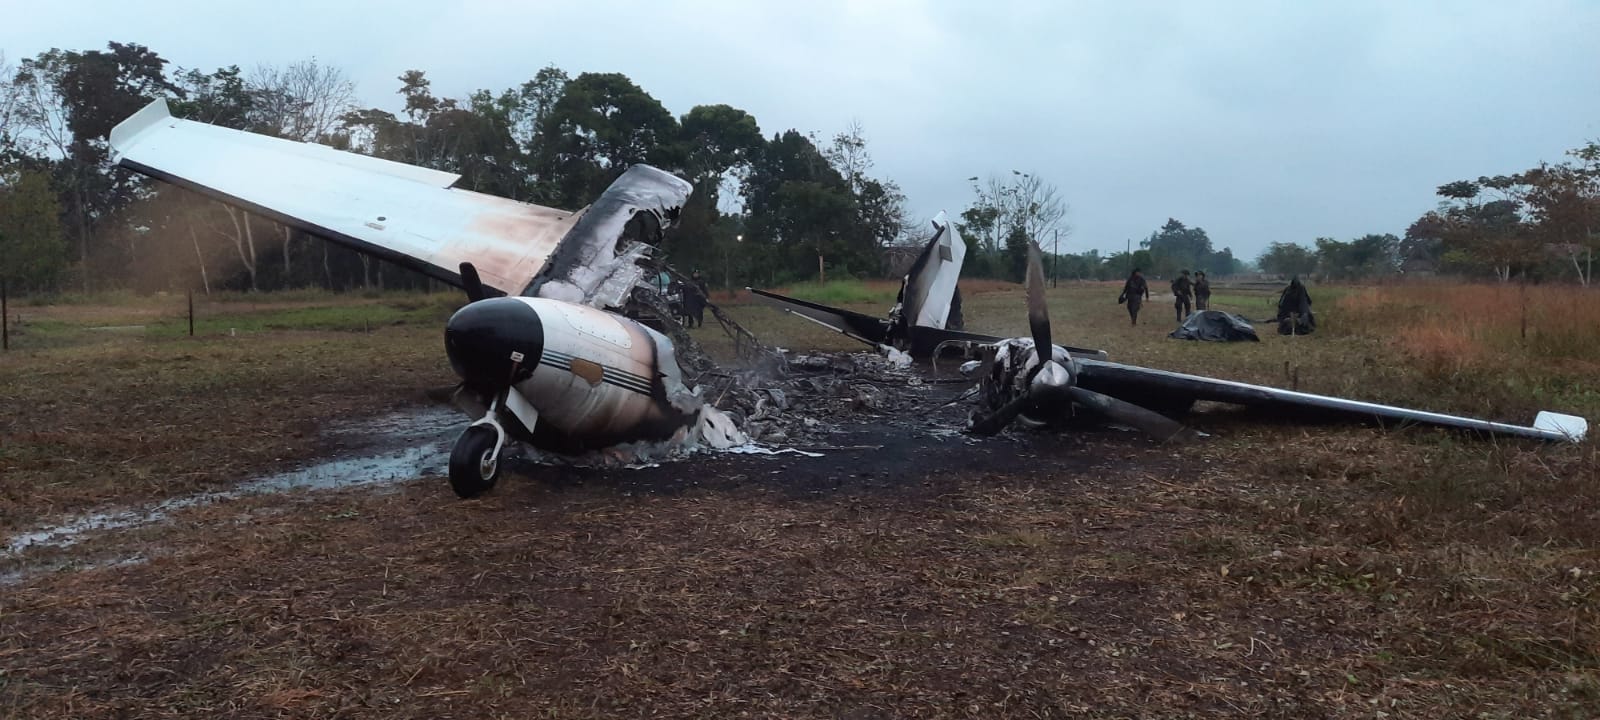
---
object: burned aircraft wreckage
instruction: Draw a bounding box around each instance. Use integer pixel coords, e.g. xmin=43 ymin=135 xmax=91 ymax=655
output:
xmin=751 ymin=214 xmax=1108 ymax=361
xmin=110 ymin=100 xmax=746 ymax=497
xmin=958 ymin=244 xmax=1587 ymax=443
xmin=109 ymin=100 xmax=1586 ymax=498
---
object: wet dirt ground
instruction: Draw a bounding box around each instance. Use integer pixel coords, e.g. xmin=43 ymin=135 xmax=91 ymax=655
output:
xmin=0 ymin=366 xmax=1155 ymax=586
xmin=4 ymin=349 xmax=1593 ymax=718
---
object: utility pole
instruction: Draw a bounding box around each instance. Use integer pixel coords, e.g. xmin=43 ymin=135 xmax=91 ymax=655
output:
xmin=1051 ymin=228 xmax=1059 ymax=287
xmin=2 ymin=278 xmax=8 ymax=352
xmin=1125 ymin=238 xmax=1132 ymax=276
xmin=819 ymin=231 xmax=839 ymax=284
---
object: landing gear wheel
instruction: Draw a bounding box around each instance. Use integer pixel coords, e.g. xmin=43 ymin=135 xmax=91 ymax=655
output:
xmin=449 ymin=425 xmax=501 ymax=498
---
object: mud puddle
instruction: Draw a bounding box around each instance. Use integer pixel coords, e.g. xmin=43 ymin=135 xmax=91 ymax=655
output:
xmin=2 ymin=406 xmax=464 ymax=581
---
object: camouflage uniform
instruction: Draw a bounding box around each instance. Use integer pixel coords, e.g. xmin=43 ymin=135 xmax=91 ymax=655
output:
xmin=1120 ymin=272 xmax=1149 ymax=325
xmin=1171 ymin=273 xmax=1193 ymax=322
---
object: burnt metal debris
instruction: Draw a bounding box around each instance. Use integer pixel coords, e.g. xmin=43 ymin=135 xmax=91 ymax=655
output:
xmin=951 ymin=242 xmax=1585 ymax=444
xmin=105 ymin=98 xmax=1587 ymax=486
xmin=750 ymin=214 xmax=1108 ymax=361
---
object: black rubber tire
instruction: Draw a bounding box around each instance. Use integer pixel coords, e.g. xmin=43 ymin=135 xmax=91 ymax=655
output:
xmin=449 ymin=425 xmax=500 ymax=498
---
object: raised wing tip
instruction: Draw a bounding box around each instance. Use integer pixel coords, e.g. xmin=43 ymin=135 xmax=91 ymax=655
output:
xmin=1534 ymin=411 xmax=1588 ymax=442
xmin=109 ymin=98 xmax=173 ymax=158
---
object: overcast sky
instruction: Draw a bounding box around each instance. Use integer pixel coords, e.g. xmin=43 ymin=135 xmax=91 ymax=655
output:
xmin=5 ymin=0 xmax=1599 ymax=259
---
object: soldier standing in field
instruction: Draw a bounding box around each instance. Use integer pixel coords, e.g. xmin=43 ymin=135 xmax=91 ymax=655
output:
xmin=1171 ymin=269 xmax=1194 ymax=323
xmin=1119 ymin=268 xmax=1150 ymax=325
xmin=1194 ymin=270 xmax=1211 ymax=310
xmin=683 ymin=270 xmax=710 ymax=328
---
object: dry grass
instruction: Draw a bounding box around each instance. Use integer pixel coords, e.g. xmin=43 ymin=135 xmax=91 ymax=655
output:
xmin=1337 ymin=283 xmax=1600 ymax=370
xmin=0 ymin=294 xmax=457 ymax=530
xmin=2 ymin=281 xmax=1598 ymax=718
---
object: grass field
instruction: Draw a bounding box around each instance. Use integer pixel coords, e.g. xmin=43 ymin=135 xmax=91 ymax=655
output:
xmin=1 ymin=280 xmax=1597 ymax=718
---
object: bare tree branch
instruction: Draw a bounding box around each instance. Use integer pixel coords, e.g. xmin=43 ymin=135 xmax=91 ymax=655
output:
xmin=248 ymin=58 xmax=355 ymax=142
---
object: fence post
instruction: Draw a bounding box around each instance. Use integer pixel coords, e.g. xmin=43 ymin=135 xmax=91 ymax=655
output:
xmin=188 ymin=290 xmax=195 ymax=337
xmin=2 ymin=278 xmax=8 ymax=351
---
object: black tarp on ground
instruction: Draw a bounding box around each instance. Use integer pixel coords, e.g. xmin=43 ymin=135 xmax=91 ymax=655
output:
xmin=1169 ymin=310 xmax=1261 ymax=342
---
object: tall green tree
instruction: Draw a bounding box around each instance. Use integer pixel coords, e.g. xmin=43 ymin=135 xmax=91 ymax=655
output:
xmin=1434 ymin=177 xmax=1540 ymax=282
xmin=958 ymin=171 xmax=1067 ymax=278
xmin=1314 ymin=234 xmax=1399 ymax=280
xmin=170 ymin=65 xmax=253 ymax=127
xmin=680 ymin=104 xmax=763 ymax=198
xmin=824 ymin=124 xmax=908 ymax=251
xmin=740 ymin=130 xmax=873 ymax=282
xmin=0 ymin=167 xmax=67 ymax=291
xmin=664 ymin=104 xmax=764 ymax=280
xmin=1141 ymin=219 xmax=1212 ymax=276
xmin=1256 ymin=241 xmax=1317 ymax=277
xmin=6 ymin=42 xmax=178 ymax=290
xmin=532 ymin=72 xmax=682 ymax=207
xmin=1520 ymin=156 xmax=1599 ymax=285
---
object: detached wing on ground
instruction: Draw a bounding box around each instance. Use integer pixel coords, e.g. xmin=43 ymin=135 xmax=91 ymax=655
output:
xmin=109 ymin=99 xmax=690 ymax=303
xmin=1073 ymin=359 xmax=1587 ymax=442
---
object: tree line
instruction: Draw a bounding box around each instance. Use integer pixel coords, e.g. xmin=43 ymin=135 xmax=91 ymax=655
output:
xmin=0 ymin=42 xmax=1267 ymax=296
xmin=0 ymin=42 xmax=960 ymax=296
xmin=26 ymin=41 xmax=1572 ymax=295
xmin=1256 ymin=142 xmax=1600 ymax=285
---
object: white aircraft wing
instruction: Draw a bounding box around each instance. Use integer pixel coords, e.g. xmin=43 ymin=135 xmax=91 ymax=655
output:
xmin=109 ymin=99 xmax=581 ymax=296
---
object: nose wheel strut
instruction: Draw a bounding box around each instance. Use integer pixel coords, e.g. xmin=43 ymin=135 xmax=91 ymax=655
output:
xmin=449 ymin=398 xmax=508 ymax=498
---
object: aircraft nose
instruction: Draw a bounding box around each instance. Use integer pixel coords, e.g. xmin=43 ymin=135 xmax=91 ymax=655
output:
xmin=445 ymin=297 xmax=545 ymax=393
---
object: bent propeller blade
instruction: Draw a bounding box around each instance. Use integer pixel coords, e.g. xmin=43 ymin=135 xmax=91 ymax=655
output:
xmin=460 ymin=262 xmax=487 ymax=303
xmin=969 ymin=392 xmax=1035 ymax=436
xmin=1067 ymin=386 xmax=1196 ymax=443
xmin=1025 ymin=240 xmax=1051 ymax=360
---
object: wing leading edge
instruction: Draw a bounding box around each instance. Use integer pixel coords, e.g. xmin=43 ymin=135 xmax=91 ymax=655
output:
xmin=1074 ymin=359 xmax=1587 ymax=442
xmin=110 ymin=99 xmax=692 ymax=303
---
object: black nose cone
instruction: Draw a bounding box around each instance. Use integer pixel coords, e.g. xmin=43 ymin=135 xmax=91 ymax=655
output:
xmin=445 ymin=298 xmax=544 ymax=393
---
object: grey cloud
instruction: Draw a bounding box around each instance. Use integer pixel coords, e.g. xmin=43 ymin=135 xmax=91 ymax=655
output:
xmin=5 ymin=0 xmax=1597 ymax=259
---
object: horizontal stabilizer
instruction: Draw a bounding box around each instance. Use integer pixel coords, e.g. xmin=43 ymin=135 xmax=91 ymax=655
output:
xmin=746 ymin=288 xmax=890 ymax=346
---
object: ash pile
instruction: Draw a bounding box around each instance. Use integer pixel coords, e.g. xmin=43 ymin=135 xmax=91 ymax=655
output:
xmin=693 ymin=349 xmax=974 ymax=448
xmin=635 ymin=263 xmax=970 ymax=450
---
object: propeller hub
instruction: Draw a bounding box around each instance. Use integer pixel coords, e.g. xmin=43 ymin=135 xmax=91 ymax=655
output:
xmin=445 ymin=298 xmax=545 ymax=394
xmin=1030 ymin=358 xmax=1075 ymax=397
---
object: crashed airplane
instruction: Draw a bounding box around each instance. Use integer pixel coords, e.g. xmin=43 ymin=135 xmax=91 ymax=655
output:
xmin=750 ymin=215 xmax=1107 ymax=360
xmin=961 ymin=242 xmax=1588 ymax=443
xmin=109 ymin=99 xmax=742 ymax=498
xmin=107 ymin=98 xmax=1584 ymax=504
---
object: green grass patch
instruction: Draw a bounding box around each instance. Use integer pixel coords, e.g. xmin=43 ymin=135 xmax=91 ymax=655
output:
xmin=771 ymin=280 xmax=899 ymax=307
xmin=146 ymin=298 xmax=457 ymax=337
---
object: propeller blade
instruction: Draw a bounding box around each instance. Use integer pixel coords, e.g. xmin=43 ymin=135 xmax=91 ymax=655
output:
xmin=1025 ymin=241 xmax=1051 ymax=361
xmin=968 ymin=391 xmax=1035 ymax=436
xmin=459 ymin=262 xmax=487 ymax=303
xmin=1067 ymin=386 xmax=1197 ymax=443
